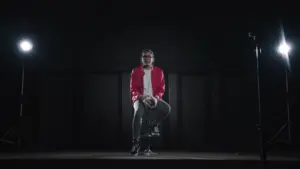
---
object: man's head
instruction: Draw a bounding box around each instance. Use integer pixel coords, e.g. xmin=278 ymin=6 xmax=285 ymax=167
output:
xmin=141 ymin=49 xmax=154 ymax=67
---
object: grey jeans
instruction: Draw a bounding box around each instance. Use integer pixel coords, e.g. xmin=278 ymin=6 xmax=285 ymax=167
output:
xmin=132 ymin=99 xmax=171 ymax=140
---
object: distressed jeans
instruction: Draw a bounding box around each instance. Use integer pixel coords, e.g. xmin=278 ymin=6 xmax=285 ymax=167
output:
xmin=132 ymin=99 xmax=171 ymax=140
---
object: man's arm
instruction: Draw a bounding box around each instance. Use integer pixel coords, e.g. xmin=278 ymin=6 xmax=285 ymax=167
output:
xmin=154 ymin=70 xmax=165 ymax=100
xmin=130 ymin=69 xmax=142 ymax=100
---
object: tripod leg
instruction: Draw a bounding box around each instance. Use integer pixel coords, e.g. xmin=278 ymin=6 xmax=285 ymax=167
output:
xmin=0 ymin=128 xmax=18 ymax=145
xmin=257 ymin=125 xmax=267 ymax=162
xmin=287 ymin=122 xmax=292 ymax=143
xmin=0 ymin=128 xmax=13 ymax=140
xmin=268 ymin=123 xmax=288 ymax=144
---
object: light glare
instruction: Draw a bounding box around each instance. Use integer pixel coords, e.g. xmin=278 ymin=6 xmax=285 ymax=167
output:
xmin=277 ymin=42 xmax=290 ymax=55
xmin=19 ymin=39 xmax=33 ymax=53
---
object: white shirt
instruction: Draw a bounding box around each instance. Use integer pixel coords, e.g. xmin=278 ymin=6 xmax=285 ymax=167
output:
xmin=143 ymin=68 xmax=153 ymax=97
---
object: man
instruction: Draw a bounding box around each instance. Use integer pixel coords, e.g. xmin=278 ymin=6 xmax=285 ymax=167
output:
xmin=130 ymin=49 xmax=171 ymax=156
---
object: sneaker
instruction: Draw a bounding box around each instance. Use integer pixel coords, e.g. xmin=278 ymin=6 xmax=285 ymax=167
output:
xmin=130 ymin=139 xmax=140 ymax=156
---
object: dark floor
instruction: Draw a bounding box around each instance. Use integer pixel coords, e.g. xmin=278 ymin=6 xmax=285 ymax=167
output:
xmin=0 ymin=151 xmax=299 ymax=169
xmin=0 ymin=151 xmax=299 ymax=161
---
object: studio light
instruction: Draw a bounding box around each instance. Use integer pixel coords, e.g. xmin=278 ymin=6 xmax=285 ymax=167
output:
xmin=18 ymin=39 xmax=33 ymax=53
xmin=269 ymin=34 xmax=292 ymax=150
xmin=277 ymin=41 xmax=291 ymax=60
xmin=0 ymin=37 xmax=34 ymax=147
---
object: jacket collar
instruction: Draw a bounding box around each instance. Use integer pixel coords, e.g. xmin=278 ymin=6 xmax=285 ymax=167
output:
xmin=140 ymin=65 xmax=154 ymax=71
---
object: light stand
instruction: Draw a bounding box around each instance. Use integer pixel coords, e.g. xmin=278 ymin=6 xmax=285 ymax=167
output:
xmin=0 ymin=64 xmax=24 ymax=146
xmin=0 ymin=39 xmax=33 ymax=149
xmin=268 ymin=44 xmax=292 ymax=145
xmin=20 ymin=62 xmax=25 ymax=117
xmin=248 ymin=33 xmax=267 ymax=163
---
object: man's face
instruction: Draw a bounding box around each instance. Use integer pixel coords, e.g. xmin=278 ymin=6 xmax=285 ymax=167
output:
xmin=141 ymin=52 xmax=154 ymax=66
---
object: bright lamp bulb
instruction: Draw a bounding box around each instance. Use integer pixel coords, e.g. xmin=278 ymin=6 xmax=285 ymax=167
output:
xmin=19 ymin=40 xmax=33 ymax=53
xmin=277 ymin=42 xmax=290 ymax=55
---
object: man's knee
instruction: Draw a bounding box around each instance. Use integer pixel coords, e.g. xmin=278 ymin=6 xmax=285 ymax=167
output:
xmin=165 ymin=103 xmax=171 ymax=116
xmin=158 ymin=100 xmax=171 ymax=116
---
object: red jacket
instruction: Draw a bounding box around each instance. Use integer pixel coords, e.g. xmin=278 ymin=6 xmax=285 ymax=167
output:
xmin=130 ymin=65 xmax=165 ymax=103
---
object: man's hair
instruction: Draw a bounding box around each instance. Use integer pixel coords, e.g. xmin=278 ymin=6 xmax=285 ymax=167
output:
xmin=141 ymin=49 xmax=154 ymax=56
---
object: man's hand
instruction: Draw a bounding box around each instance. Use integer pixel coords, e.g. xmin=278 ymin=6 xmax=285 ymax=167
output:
xmin=140 ymin=95 xmax=152 ymax=107
xmin=140 ymin=95 xmax=158 ymax=108
xmin=151 ymin=96 xmax=158 ymax=107
xmin=143 ymin=98 xmax=152 ymax=107
xmin=145 ymin=96 xmax=158 ymax=109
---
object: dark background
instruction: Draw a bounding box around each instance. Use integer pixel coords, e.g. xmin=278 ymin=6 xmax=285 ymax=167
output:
xmin=1 ymin=3 xmax=300 ymax=153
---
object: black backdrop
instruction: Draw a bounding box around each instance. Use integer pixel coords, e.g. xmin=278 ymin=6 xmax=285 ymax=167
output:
xmin=1 ymin=16 xmax=300 ymax=153
xmin=1 ymin=60 xmax=300 ymax=153
xmin=33 ymin=71 xmax=259 ymax=152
